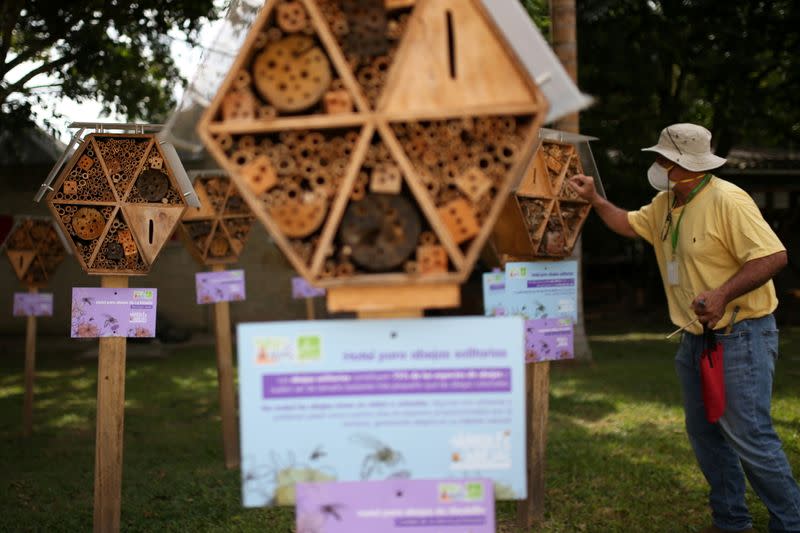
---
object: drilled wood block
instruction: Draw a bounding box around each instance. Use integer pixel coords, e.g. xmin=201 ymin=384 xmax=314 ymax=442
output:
xmin=78 ymin=155 xmax=94 ymax=171
xmin=148 ymin=155 xmax=164 ymax=169
xmin=252 ymin=35 xmax=332 ymax=112
xmin=117 ymin=229 xmax=137 ymax=257
xmin=437 ymin=198 xmax=480 ymax=245
xmin=269 ymin=196 xmax=327 ymax=239
xmin=343 ymin=0 xmax=389 ymax=57
xmin=209 ymin=235 xmax=231 ymax=257
xmin=72 ymin=208 xmax=106 ymax=240
xmin=370 ymin=163 xmax=402 ymax=194
xmin=455 ymin=167 xmax=492 ymax=202
xmin=417 ymin=245 xmax=447 ymax=274
xmin=277 ymin=1 xmax=308 ymax=33
xmin=241 ymin=155 xmax=278 ymax=196
xmin=323 ymin=89 xmax=353 ymax=114
xmin=64 ymin=180 xmax=78 ymax=195
xmin=222 ymin=89 xmax=257 ymax=122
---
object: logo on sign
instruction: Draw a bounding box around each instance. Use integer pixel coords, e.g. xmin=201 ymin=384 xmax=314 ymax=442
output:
xmin=507 ymin=266 xmax=526 ymax=278
xmin=133 ymin=289 xmax=153 ymax=300
xmin=255 ymin=335 xmax=322 ymax=364
xmin=437 ymin=481 xmax=485 ymax=503
xmin=297 ymin=335 xmax=322 ymax=361
xmin=255 ymin=337 xmax=294 ymax=365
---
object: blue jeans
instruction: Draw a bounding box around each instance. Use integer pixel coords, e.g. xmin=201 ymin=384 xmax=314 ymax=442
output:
xmin=676 ymin=314 xmax=800 ymax=532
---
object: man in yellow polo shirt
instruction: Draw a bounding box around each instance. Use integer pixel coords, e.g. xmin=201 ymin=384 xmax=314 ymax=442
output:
xmin=569 ymin=123 xmax=800 ymax=533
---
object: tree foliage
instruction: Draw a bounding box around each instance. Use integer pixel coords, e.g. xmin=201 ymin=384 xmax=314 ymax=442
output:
xmin=577 ymin=0 xmax=800 ymax=195
xmin=520 ymin=0 xmax=551 ymax=35
xmin=0 ymin=0 xmax=219 ymax=134
xmin=572 ymin=0 xmax=800 ymax=261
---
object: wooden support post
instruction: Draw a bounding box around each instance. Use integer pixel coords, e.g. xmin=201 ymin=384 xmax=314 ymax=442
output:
xmin=211 ymin=264 xmax=240 ymax=469
xmin=517 ymin=360 xmax=550 ymax=528
xmin=94 ymin=275 xmax=128 ymax=533
xmin=22 ymin=286 xmax=38 ymax=437
xmin=305 ymin=297 xmax=315 ymax=320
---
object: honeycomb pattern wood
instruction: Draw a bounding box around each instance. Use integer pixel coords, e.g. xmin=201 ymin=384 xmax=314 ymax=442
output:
xmin=3 ymin=218 xmax=66 ymax=288
xmin=45 ymin=132 xmax=188 ymax=275
xmin=177 ymin=174 xmax=256 ymax=266
xmin=197 ymin=0 xmax=548 ymax=288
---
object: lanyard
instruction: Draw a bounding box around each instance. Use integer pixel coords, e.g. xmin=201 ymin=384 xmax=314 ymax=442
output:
xmin=671 ymin=174 xmax=711 ymax=255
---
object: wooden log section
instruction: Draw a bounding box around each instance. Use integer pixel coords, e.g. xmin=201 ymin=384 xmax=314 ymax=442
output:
xmin=211 ymin=265 xmax=241 ymax=469
xmin=517 ymin=360 xmax=550 ymax=528
xmin=93 ymin=275 xmax=128 ymax=533
xmin=22 ymin=287 xmax=38 ymax=437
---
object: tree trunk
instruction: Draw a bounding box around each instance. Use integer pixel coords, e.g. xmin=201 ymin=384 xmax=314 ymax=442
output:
xmin=551 ymin=0 xmax=592 ymax=360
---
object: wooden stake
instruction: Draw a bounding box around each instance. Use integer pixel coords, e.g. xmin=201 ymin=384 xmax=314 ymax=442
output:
xmin=211 ymin=264 xmax=240 ymax=469
xmin=94 ymin=275 xmax=128 ymax=533
xmin=517 ymin=360 xmax=550 ymax=528
xmin=305 ymin=297 xmax=315 ymax=320
xmin=22 ymin=286 xmax=38 ymax=438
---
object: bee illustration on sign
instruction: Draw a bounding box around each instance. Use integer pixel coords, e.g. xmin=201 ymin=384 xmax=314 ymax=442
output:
xmin=309 ymin=446 xmax=326 ymax=461
xmin=297 ymin=501 xmax=347 ymax=533
xmin=242 ymin=448 xmax=336 ymax=506
xmin=350 ymin=434 xmax=405 ymax=480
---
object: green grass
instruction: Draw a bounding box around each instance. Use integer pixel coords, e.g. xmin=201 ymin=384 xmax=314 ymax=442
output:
xmin=1 ymin=327 xmax=799 ymax=532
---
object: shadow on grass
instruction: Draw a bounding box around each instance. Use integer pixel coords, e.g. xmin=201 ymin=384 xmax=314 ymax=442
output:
xmin=1 ymin=332 xmax=796 ymax=532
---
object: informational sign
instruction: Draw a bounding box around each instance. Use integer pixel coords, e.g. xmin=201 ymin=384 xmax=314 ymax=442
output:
xmin=296 ymin=478 xmax=495 ymax=533
xmin=292 ymin=276 xmax=326 ymax=299
xmin=504 ymin=261 xmax=578 ymax=321
xmin=70 ymin=288 xmax=157 ymax=338
xmin=481 ymin=273 xmax=506 ymax=316
xmin=196 ymin=269 xmax=246 ymax=304
xmin=482 ymin=261 xmax=578 ymax=362
xmin=238 ymin=316 xmax=526 ymax=507
xmin=13 ymin=292 xmax=53 ymax=317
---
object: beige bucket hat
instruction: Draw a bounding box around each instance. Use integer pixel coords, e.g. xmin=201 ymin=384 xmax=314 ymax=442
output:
xmin=642 ymin=123 xmax=727 ymax=172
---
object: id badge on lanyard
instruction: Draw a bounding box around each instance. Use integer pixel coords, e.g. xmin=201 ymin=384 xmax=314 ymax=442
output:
xmin=666 ymin=175 xmax=710 ymax=287
xmin=667 ymin=259 xmax=679 ymax=285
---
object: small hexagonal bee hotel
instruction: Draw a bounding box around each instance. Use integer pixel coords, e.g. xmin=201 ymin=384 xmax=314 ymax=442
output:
xmin=197 ymin=0 xmax=551 ymax=310
xmin=2 ymin=216 xmax=68 ymax=288
xmin=43 ymin=124 xmax=193 ymax=275
xmin=492 ymin=130 xmax=603 ymax=260
xmin=179 ymin=171 xmax=256 ymax=266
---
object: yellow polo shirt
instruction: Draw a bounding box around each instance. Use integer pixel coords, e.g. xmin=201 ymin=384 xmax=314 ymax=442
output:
xmin=627 ymin=176 xmax=785 ymax=334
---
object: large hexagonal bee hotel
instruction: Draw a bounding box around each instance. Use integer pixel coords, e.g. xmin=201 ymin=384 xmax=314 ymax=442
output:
xmin=197 ymin=0 xmax=549 ymax=304
xmin=44 ymin=128 xmax=190 ymax=275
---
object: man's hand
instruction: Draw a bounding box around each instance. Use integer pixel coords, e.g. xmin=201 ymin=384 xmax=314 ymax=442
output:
xmin=692 ymin=289 xmax=728 ymax=329
xmin=568 ymin=174 xmax=599 ymax=204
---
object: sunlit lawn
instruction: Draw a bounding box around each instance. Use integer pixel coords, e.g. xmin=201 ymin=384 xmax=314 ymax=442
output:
xmin=1 ymin=325 xmax=798 ymax=532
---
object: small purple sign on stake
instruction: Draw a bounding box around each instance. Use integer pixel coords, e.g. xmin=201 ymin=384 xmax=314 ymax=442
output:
xmin=196 ymin=269 xmax=246 ymax=304
xmin=525 ymin=318 xmax=573 ymax=362
xmin=296 ymin=479 xmax=495 ymax=533
xmin=13 ymin=293 xmax=53 ymax=317
xmin=71 ymin=288 xmax=157 ymax=338
xmin=292 ymin=276 xmax=326 ymax=299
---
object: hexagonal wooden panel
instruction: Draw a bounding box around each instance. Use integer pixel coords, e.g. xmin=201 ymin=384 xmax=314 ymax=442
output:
xmin=45 ymin=132 xmax=188 ymax=275
xmin=492 ymin=138 xmax=592 ymax=259
xmin=2 ymin=217 xmax=67 ymax=288
xmin=197 ymin=0 xmax=548 ymax=288
xmin=178 ymin=173 xmax=256 ymax=265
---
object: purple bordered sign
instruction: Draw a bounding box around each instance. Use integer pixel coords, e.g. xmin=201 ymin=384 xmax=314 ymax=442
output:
xmin=13 ymin=293 xmax=53 ymax=317
xmin=195 ymin=269 xmax=246 ymax=304
xmin=71 ymin=287 xmax=157 ymax=338
xmin=296 ymin=478 xmax=495 ymax=533
xmin=292 ymin=276 xmax=326 ymax=299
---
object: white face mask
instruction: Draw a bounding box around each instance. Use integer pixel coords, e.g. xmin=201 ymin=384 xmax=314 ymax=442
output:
xmin=647 ymin=162 xmax=674 ymax=191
